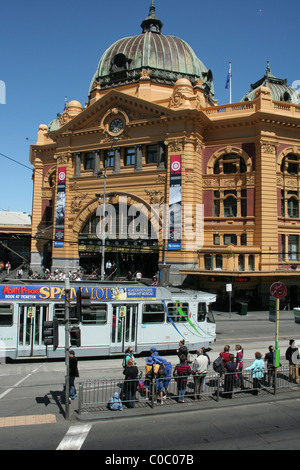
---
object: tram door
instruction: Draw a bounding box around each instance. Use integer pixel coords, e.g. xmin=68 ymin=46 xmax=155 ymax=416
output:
xmin=111 ymin=304 xmax=137 ymax=353
xmin=17 ymin=305 xmax=48 ymax=357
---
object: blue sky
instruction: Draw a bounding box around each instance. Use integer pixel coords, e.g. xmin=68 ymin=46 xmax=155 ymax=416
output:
xmin=1 ymin=0 xmax=299 ymax=214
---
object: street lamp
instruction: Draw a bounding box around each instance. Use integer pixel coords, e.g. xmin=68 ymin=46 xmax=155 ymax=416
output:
xmin=96 ymin=137 xmax=118 ymax=281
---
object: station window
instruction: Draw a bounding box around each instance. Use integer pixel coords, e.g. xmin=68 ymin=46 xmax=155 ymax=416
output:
xmin=142 ymin=303 xmax=165 ymax=323
xmin=167 ymin=302 xmax=189 ymax=322
xmin=84 ymin=152 xmax=94 ymax=170
xmin=146 ymin=145 xmax=158 ymax=164
xmin=0 ymin=304 xmax=13 ymax=326
xmin=124 ymin=147 xmax=135 ymax=166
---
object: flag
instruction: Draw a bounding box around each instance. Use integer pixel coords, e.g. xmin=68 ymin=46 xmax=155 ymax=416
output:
xmin=225 ymin=64 xmax=231 ymax=89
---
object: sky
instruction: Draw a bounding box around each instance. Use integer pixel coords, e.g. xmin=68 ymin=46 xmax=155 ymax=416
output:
xmin=0 ymin=0 xmax=299 ymax=215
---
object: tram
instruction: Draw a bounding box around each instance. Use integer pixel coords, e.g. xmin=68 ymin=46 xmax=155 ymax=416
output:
xmin=0 ymin=281 xmax=216 ymax=360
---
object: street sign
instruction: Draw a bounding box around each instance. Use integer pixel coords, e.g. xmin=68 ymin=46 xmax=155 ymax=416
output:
xmin=270 ymin=282 xmax=287 ymax=299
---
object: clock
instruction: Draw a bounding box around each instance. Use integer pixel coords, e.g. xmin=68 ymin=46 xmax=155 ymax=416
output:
xmin=109 ymin=118 xmax=123 ymax=134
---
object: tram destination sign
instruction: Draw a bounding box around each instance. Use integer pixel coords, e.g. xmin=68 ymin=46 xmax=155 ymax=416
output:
xmin=0 ymin=285 xmax=157 ymax=301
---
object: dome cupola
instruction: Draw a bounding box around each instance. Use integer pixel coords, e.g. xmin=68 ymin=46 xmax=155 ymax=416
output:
xmin=89 ymin=2 xmax=214 ymax=101
xmin=241 ymin=62 xmax=300 ymax=105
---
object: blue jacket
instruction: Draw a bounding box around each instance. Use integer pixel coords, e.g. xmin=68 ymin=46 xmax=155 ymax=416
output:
xmin=246 ymin=359 xmax=264 ymax=378
xmin=108 ymin=392 xmax=123 ymax=411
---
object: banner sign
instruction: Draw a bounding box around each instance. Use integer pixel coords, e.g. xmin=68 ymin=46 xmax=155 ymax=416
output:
xmin=168 ymin=155 xmax=182 ymax=250
xmin=54 ymin=167 xmax=66 ymax=247
xmin=0 ymin=285 xmax=157 ymax=301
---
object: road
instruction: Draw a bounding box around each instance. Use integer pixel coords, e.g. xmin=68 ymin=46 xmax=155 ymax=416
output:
xmin=0 ymin=309 xmax=300 ymax=450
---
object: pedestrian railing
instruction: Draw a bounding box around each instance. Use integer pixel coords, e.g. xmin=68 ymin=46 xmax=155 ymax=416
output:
xmin=78 ymin=365 xmax=299 ymax=416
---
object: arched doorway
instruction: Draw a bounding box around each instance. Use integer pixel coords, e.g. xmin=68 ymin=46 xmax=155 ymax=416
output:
xmin=78 ymin=201 xmax=159 ymax=278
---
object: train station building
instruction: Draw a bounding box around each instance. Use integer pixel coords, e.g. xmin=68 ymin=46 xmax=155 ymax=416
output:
xmin=29 ymin=3 xmax=300 ymax=307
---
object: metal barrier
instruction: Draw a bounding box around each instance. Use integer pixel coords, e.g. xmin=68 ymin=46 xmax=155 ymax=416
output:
xmin=78 ymin=366 xmax=299 ymax=416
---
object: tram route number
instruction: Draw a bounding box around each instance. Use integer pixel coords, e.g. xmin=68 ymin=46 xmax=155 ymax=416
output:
xmin=105 ymin=454 xmax=194 ymax=467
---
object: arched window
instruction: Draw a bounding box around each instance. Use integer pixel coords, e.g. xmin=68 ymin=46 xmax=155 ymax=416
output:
xmin=280 ymin=154 xmax=300 ymax=219
xmin=214 ymin=153 xmax=247 ymax=175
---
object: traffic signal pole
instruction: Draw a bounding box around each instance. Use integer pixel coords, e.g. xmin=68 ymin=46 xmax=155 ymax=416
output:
xmin=64 ymin=277 xmax=70 ymax=420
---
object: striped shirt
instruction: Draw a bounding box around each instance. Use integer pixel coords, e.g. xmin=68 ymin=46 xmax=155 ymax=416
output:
xmin=173 ymin=363 xmax=193 ymax=382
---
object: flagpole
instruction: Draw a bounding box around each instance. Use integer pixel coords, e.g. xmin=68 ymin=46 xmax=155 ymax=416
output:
xmin=229 ymin=62 xmax=232 ymax=104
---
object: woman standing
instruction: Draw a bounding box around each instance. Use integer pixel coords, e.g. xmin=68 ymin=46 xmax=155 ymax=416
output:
xmin=264 ymin=345 xmax=275 ymax=386
xmin=246 ymin=352 xmax=264 ymax=395
xmin=123 ymin=358 xmax=139 ymax=408
xmin=223 ymin=354 xmax=237 ymax=398
xmin=235 ymin=344 xmax=244 ymax=389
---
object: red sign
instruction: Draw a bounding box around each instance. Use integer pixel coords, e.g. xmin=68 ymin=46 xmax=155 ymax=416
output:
xmin=170 ymin=155 xmax=181 ymax=175
xmin=270 ymin=282 xmax=287 ymax=299
xmin=58 ymin=167 xmax=66 ymax=183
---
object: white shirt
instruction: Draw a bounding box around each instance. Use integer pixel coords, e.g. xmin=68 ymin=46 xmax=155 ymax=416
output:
xmin=192 ymin=355 xmax=209 ymax=374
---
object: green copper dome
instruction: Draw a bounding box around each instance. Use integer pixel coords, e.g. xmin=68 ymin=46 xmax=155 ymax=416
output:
xmin=241 ymin=62 xmax=300 ymax=105
xmin=89 ymin=2 xmax=214 ymax=100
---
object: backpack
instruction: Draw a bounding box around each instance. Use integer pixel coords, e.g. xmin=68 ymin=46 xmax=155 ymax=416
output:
xmin=213 ymin=355 xmax=224 ymax=373
xmin=158 ymin=363 xmax=165 ymax=378
xmin=164 ymin=361 xmax=172 ymax=377
xmin=145 ymin=364 xmax=154 ymax=379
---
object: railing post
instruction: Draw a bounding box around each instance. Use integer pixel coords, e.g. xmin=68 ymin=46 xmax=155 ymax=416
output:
xmin=151 ymin=379 xmax=155 ymax=408
xmin=216 ymin=374 xmax=220 ymax=401
xmin=78 ymin=382 xmax=83 ymax=415
xmin=274 ymin=368 xmax=277 ymax=395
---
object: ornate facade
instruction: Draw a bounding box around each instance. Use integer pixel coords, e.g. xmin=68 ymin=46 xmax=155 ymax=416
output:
xmin=29 ymin=3 xmax=300 ymax=307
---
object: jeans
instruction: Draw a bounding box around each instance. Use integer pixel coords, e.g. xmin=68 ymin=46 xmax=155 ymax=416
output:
xmin=177 ymin=384 xmax=187 ymax=402
xmin=69 ymin=376 xmax=77 ymax=399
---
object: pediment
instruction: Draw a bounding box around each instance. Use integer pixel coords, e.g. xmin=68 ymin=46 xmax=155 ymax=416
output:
xmin=48 ymin=90 xmax=177 ymax=138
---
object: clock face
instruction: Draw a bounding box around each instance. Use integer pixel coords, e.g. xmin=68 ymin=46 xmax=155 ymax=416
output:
xmin=109 ymin=118 xmax=123 ymax=133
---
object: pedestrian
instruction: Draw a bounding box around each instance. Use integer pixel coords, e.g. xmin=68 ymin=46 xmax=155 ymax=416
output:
xmin=149 ymin=346 xmax=157 ymax=358
xmin=192 ymin=348 xmax=208 ymax=399
xmin=123 ymin=358 xmax=139 ymax=408
xmin=201 ymin=347 xmax=211 ymax=391
xmin=235 ymin=344 xmax=245 ymax=389
xmin=285 ymin=339 xmax=300 ymax=384
xmin=136 ymin=270 xmax=142 ymax=281
xmin=162 ymin=358 xmax=172 ymax=398
xmin=107 ymin=392 xmax=123 ymax=411
xmin=145 ymin=357 xmax=154 ymax=400
xmin=69 ymin=350 xmax=79 ymax=402
xmin=246 ymin=352 xmax=264 ymax=395
xmin=152 ymin=355 xmax=165 ymax=404
xmin=177 ymin=339 xmax=188 ymax=361
xmin=152 ymin=276 xmax=158 ymax=286
xmin=123 ymin=347 xmax=135 ymax=368
xmin=220 ymin=345 xmax=230 ymax=367
xmin=5 ymin=261 xmax=11 ymax=274
xmin=223 ymin=354 xmax=237 ymax=398
xmin=173 ymin=354 xmax=193 ymax=403
xmin=264 ymin=345 xmax=275 ymax=386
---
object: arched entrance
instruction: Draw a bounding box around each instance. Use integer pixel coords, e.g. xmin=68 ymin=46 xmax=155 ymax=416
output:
xmin=77 ymin=198 xmax=160 ymax=278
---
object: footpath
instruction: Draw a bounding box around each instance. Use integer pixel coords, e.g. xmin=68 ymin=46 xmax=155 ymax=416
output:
xmin=75 ymin=308 xmax=300 ymax=423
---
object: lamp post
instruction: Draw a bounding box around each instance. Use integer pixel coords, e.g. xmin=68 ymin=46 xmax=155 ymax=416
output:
xmin=96 ymin=137 xmax=118 ymax=281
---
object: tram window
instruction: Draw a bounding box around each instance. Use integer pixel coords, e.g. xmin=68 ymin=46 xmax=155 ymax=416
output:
xmin=198 ymin=303 xmax=206 ymax=322
xmin=82 ymin=304 xmax=107 ymax=324
xmin=54 ymin=303 xmax=78 ymax=324
xmin=167 ymin=302 xmax=189 ymax=322
xmin=54 ymin=304 xmax=65 ymax=323
xmin=207 ymin=305 xmax=215 ymax=324
xmin=0 ymin=304 xmax=13 ymax=326
xmin=142 ymin=303 xmax=165 ymax=323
